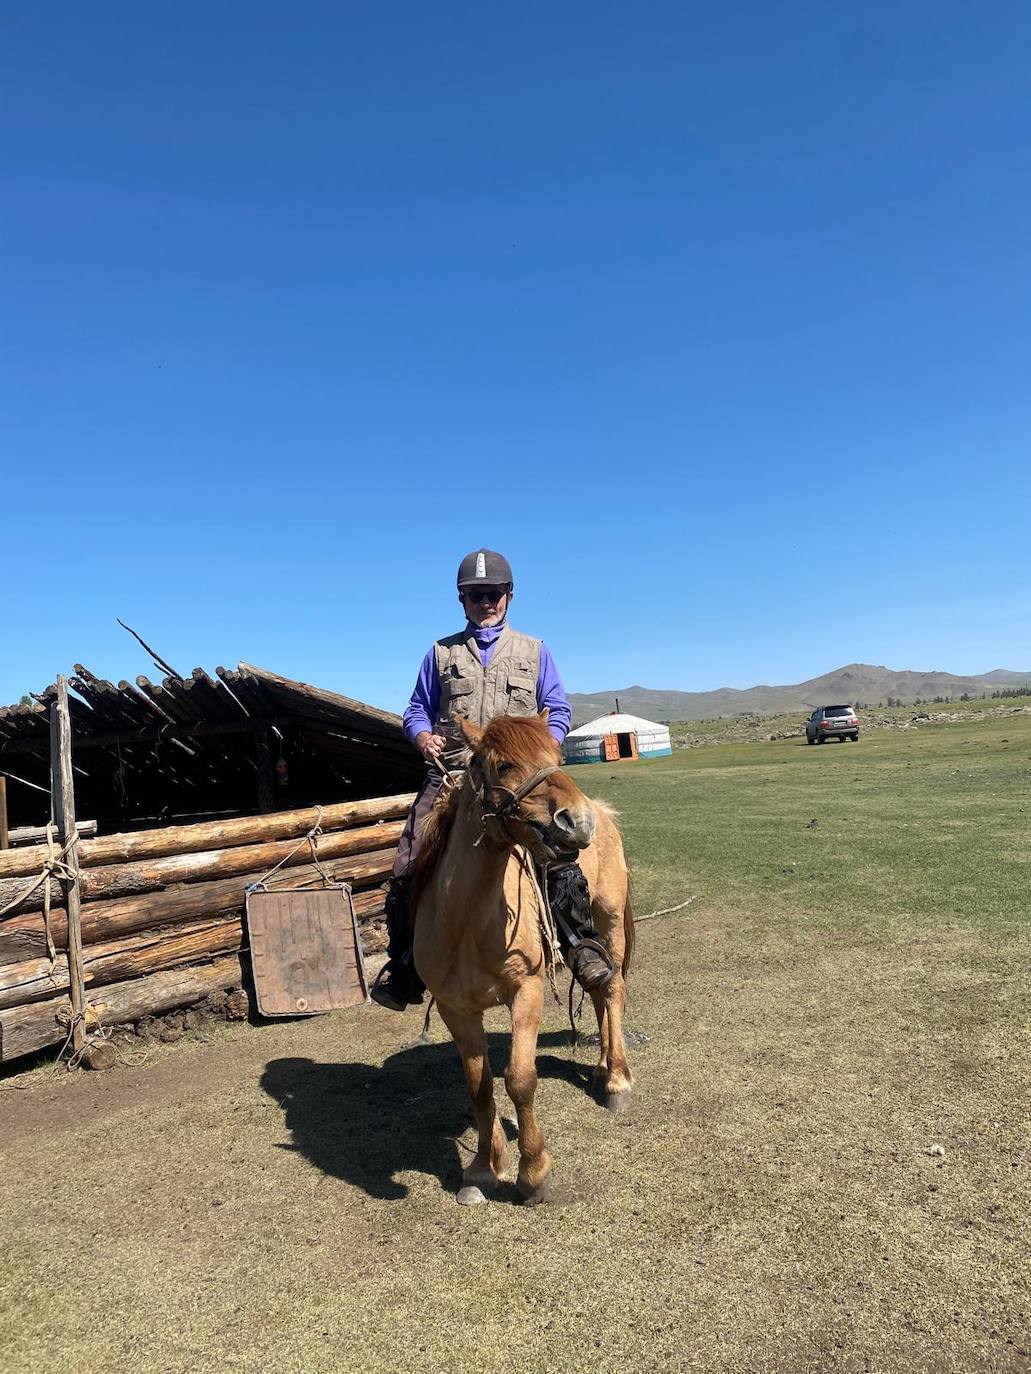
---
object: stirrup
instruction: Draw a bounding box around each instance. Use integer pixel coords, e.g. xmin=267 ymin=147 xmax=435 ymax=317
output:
xmin=370 ymin=960 xmax=424 ymax=1012
xmin=568 ymin=937 xmax=616 ymax=992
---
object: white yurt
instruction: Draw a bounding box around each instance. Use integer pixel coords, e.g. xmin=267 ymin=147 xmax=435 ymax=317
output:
xmin=563 ymin=712 xmax=672 ymax=765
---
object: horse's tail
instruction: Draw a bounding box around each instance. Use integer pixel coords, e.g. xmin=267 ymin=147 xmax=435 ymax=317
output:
xmin=621 ymin=866 xmax=635 ymax=980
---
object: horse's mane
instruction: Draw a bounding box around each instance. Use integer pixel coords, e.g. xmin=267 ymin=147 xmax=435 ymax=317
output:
xmin=408 ymin=775 xmax=464 ymax=914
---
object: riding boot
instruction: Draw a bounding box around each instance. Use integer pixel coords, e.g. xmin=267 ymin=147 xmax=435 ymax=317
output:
xmin=545 ymin=862 xmax=616 ymax=992
xmin=370 ymin=875 xmax=426 ymax=1012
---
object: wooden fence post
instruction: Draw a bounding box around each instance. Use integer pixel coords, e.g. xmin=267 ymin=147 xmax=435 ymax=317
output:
xmin=0 ymin=776 xmax=8 ymax=850
xmin=50 ymin=678 xmax=87 ymax=1056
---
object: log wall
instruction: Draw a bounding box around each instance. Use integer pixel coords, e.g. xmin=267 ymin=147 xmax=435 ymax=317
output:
xmin=0 ymin=793 xmax=415 ymax=1063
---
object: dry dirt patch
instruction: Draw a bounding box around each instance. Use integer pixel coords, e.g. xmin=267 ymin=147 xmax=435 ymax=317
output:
xmin=1 ymin=906 xmax=1029 ymax=1374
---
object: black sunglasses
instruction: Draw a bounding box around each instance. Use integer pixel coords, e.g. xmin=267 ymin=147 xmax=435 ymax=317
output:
xmin=463 ymin=586 xmax=508 ymax=604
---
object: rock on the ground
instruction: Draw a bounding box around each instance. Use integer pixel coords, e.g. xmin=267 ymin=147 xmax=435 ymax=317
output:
xmin=224 ymin=989 xmax=250 ymax=1020
xmin=83 ymin=1041 xmax=117 ymax=1071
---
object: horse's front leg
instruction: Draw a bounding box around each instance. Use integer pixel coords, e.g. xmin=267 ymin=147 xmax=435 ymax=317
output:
xmin=590 ymin=971 xmax=632 ymax=1114
xmin=505 ymin=976 xmax=553 ymax=1202
xmin=436 ymin=1001 xmax=506 ymax=1205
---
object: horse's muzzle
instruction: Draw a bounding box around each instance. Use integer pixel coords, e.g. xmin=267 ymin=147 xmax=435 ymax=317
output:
xmin=546 ymin=804 xmax=595 ymax=853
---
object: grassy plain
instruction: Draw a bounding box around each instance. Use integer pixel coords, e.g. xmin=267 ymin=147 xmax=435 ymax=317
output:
xmin=620 ymin=705 xmax=1031 ymax=932
xmin=1 ymin=712 xmax=1028 ymax=1373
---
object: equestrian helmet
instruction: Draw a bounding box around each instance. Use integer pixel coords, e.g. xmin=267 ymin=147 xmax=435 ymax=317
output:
xmin=456 ymin=549 xmax=514 ymax=591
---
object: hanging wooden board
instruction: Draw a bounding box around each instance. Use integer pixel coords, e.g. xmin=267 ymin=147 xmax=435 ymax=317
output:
xmin=244 ymin=884 xmax=369 ymax=1017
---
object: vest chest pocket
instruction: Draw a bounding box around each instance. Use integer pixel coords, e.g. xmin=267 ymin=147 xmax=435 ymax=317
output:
xmin=505 ymin=661 xmax=537 ymax=713
xmin=443 ymin=670 xmax=475 ymax=718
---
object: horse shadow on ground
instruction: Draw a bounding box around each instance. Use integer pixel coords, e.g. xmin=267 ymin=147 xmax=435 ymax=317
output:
xmin=259 ymin=1030 xmax=595 ymax=1202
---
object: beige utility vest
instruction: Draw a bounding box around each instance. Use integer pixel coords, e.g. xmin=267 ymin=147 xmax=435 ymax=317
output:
xmin=433 ymin=625 xmax=542 ymax=768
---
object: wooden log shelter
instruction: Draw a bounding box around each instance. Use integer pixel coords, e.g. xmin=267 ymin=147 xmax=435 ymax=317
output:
xmin=0 ymin=661 xmax=422 ymax=1064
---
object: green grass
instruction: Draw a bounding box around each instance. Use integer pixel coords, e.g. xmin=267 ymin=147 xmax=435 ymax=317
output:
xmin=591 ymin=710 xmax=1031 ymax=935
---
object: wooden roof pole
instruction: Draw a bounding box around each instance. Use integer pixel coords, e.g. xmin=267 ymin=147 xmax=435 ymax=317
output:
xmin=50 ymin=677 xmax=87 ymax=1057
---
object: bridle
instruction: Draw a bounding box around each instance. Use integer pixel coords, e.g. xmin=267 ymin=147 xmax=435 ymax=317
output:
xmin=425 ymin=749 xmax=565 ymax=848
xmin=471 ymin=758 xmax=563 ymax=846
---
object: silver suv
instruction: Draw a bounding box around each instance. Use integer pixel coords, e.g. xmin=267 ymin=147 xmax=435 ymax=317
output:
xmin=805 ymin=704 xmax=859 ymax=744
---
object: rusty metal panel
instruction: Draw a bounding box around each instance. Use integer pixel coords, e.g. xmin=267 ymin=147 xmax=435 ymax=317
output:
xmin=244 ymin=884 xmax=369 ymax=1017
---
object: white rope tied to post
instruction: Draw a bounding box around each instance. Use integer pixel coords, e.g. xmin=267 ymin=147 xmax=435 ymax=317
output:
xmin=0 ymin=820 xmax=110 ymax=1072
xmin=0 ymin=825 xmax=78 ymax=920
xmin=42 ymin=823 xmax=60 ymax=969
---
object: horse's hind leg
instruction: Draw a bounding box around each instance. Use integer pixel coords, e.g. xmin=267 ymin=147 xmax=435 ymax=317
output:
xmin=436 ymin=1002 xmax=506 ymax=1205
xmin=505 ymin=978 xmax=553 ymax=1202
xmin=590 ymin=972 xmax=632 ymax=1114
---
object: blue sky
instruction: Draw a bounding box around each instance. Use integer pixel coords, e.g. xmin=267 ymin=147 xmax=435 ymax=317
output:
xmin=2 ymin=2 xmax=1028 ymax=711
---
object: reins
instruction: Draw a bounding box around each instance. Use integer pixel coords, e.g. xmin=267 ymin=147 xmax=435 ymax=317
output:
xmin=460 ymin=754 xmax=568 ymax=1002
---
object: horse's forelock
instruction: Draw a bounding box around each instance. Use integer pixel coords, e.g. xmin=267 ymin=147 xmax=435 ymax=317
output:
xmin=480 ymin=714 xmax=560 ymax=771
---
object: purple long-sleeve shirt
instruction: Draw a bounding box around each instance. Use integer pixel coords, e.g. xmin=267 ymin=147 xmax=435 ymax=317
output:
xmin=403 ymin=622 xmax=572 ymax=745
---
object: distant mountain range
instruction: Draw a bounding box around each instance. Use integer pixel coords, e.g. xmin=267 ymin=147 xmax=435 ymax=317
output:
xmin=568 ymin=665 xmax=1031 ymax=725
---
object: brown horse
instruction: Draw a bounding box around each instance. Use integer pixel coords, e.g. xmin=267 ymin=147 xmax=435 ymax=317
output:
xmin=411 ymin=710 xmax=634 ymax=1205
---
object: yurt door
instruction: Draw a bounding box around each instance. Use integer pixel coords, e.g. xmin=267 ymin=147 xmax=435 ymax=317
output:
xmin=603 ymin=734 xmax=620 ymax=761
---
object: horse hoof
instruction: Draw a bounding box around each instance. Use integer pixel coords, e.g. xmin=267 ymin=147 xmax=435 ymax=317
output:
xmin=517 ymin=1181 xmax=551 ymax=1206
xmin=456 ymin=1185 xmax=489 ymax=1206
xmin=517 ymin=1175 xmax=573 ymax=1207
xmin=605 ymin=1090 xmax=632 ymax=1115
xmin=590 ymin=1067 xmax=610 ymax=1103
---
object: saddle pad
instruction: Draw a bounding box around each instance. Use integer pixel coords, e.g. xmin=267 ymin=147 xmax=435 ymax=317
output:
xmin=245 ymin=884 xmax=369 ymax=1017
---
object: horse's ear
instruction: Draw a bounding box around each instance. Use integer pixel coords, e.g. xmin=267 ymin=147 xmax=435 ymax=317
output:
xmin=455 ymin=716 xmax=485 ymax=749
xmin=537 ymin=708 xmax=549 ymax=725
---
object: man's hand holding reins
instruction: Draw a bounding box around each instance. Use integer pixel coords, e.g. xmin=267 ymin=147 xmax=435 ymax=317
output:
xmin=415 ymin=731 xmax=447 ymax=763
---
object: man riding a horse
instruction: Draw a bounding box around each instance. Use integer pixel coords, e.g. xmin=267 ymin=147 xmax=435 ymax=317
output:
xmin=371 ymin=547 xmax=616 ymax=1013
